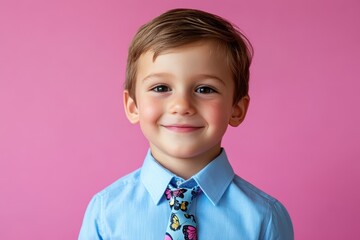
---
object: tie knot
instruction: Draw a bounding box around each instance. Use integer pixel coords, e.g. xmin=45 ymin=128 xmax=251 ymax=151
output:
xmin=164 ymin=186 xmax=200 ymax=211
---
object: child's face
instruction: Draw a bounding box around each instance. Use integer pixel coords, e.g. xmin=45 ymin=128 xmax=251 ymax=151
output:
xmin=124 ymin=41 xmax=248 ymax=163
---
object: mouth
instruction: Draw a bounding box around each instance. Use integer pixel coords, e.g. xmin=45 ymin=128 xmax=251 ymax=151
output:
xmin=161 ymin=124 xmax=204 ymax=133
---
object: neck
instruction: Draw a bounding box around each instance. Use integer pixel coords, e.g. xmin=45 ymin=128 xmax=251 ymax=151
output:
xmin=149 ymin=144 xmax=222 ymax=179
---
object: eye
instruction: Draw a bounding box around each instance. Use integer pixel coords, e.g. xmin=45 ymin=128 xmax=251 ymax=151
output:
xmin=195 ymin=86 xmax=216 ymax=94
xmin=151 ymin=85 xmax=171 ymax=92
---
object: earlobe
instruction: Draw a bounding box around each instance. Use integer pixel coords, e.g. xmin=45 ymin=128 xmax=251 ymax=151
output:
xmin=123 ymin=90 xmax=139 ymax=124
xmin=229 ymin=95 xmax=250 ymax=127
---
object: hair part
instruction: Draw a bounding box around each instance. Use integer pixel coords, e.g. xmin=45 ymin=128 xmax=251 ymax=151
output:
xmin=125 ymin=8 xmax=253 ymax=104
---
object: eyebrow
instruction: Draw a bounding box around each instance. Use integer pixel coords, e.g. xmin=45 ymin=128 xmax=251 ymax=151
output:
xmin=196 ymin=74 xmax=226 ymax=85
xmin=142 ymin=73 xmax=174 ymax=82
xmin=142 ymin=73 xmax=226 ymax=85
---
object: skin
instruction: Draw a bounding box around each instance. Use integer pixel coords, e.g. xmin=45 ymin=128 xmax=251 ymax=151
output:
xmin=124 ymin=40 xmax=249 ymax=179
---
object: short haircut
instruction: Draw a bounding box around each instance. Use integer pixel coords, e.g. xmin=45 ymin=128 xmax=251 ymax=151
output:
xmin=125 ymin=8 xmax=253 ymax=104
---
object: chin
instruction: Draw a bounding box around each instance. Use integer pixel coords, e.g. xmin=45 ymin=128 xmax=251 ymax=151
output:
xmin=165 ymin=146 xmax=209 ymax=160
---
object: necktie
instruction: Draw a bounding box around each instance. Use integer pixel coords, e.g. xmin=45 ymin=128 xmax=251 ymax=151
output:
xmin=164 ymin=185 xmax=201 ymax=240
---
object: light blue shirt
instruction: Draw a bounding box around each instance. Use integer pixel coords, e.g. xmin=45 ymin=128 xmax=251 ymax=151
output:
xmin=79 ymin=149 xmax=294 ymax=239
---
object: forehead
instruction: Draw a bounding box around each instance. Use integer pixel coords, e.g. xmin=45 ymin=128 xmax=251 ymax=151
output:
xmin=154 ymin=40 xmax=225 ymax=58
xmin=136 ymin=40 xmax=232 ymax=82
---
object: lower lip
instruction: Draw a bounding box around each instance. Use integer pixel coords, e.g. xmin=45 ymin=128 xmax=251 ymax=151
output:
xmin=164 ymin=126 xmax=203 ymax=133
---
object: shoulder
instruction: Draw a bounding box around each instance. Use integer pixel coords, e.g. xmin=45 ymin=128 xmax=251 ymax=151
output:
xmin=78 ymin=169 xmax=143 ymax=239
xmin=232 ymin=175 xmax=277 ymax=204
xmin=95 ymin=168 xmax=142 ymax=202
xmin=230 ymin=175 xmax=294 ymax=239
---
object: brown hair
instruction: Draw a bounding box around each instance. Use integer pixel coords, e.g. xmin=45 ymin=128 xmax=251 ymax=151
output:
xmin=125 ymin=8 xmax=253 ymax=104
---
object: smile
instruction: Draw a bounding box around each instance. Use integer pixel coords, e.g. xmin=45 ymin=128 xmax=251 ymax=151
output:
xmin=162 ymin=125 xmax=204 ymax=133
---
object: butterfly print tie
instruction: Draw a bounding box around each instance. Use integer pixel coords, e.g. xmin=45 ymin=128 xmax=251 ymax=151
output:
xmin=164 ymin=185 xmax=201 ymax=240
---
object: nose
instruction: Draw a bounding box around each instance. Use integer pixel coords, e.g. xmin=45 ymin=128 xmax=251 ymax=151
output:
xmin=169 ymin=92 xmax=196 ymax=116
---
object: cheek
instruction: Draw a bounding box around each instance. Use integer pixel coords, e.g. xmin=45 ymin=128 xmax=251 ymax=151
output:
xmin=202 ymin=101 xmax=232 ymax=126
xmin=138 ymin=97 xmax=163 ymax=123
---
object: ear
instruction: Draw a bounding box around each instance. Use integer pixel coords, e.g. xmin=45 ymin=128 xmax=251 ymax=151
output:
xmin=123 ymin=90 xmax=139 ymax=124
xmin=229 ymin=95 xmax=250 ymax=127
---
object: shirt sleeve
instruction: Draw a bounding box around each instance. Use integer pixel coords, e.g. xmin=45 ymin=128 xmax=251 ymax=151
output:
xmin=262 ymin=200 xmax=294 ymax=240
xmin=78 ymin=194 xmax=105 ymax=240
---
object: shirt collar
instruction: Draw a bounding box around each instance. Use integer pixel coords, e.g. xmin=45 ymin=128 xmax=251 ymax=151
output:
xmin=192 ymin=149 xmax=234 ymax=205
xmin=140 ymin=148 xmax=235 ymax=206
xmin=140 ymin=150 xmax=174 ymax=205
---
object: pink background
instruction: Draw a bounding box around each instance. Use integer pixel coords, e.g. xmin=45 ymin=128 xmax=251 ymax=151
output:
xmin=1 ymin=0 xmax=359 ymax=239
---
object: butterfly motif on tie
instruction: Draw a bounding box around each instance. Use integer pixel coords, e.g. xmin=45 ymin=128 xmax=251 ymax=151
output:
xmin=165 ymin=188 xmax=187 ymax=200
xmin=184 ymin=214 xmax=196 ymax=223
xmin=169 ymin=213 xmax=181 ymax=231
xmin=191 ymin=187 xmax=200 ymax=200
xmin=169 ymin=198 xmax=176 ymax=208
xmin=174 ymin=201 xmax=189 ymax=211
xmin=164 ymin=232 xmax=173 ymax=240
xmin=183 ymin=225 xmax=197 ymax=240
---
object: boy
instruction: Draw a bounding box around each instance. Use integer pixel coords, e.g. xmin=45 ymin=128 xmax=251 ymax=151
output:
xmin=79 ymin=8 xmax=294 ymax=239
